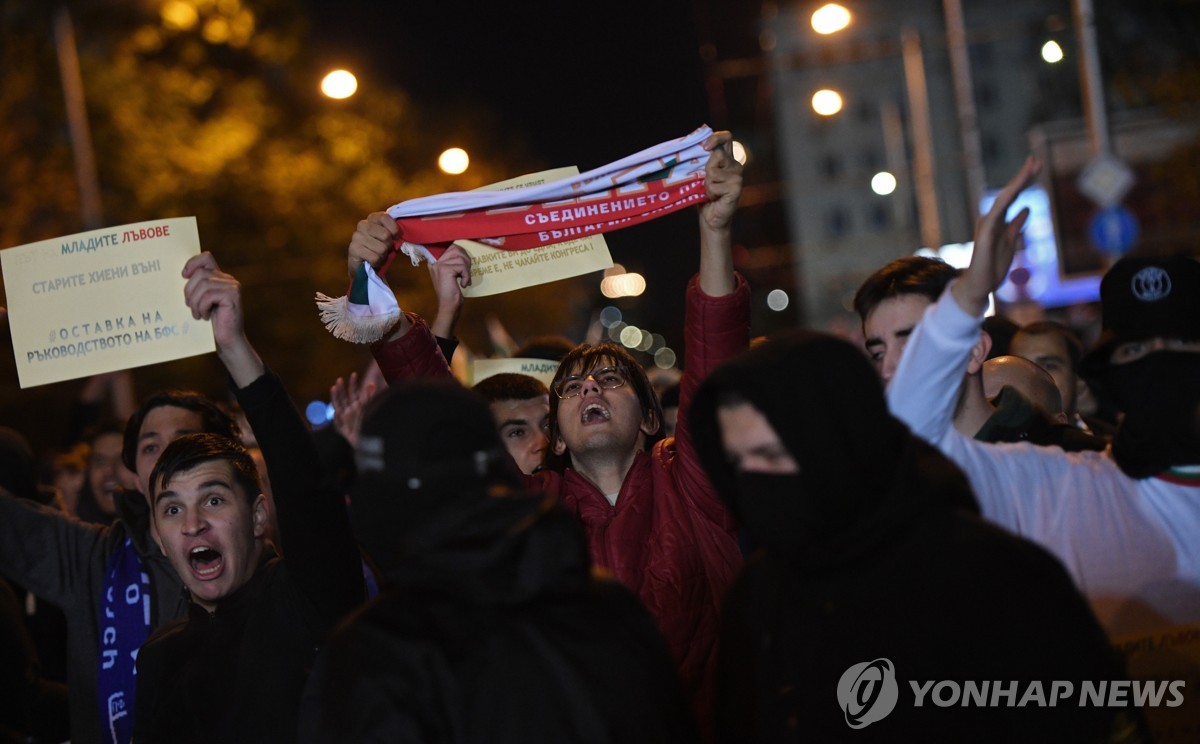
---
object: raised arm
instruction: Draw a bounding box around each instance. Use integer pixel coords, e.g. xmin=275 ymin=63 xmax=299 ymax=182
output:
xmin=672 ymin=130 xmax=750 ymax=525
xmin=426 ymin=243 xmax=471 ymax=341
xmin=345 ymin=213 xmax=457 ymax=384
xmin=0 ymin=490 xmax=104 ymax=610
xmin=183 ymin=252 xmax=265 ymax=388
xmin=183 ymin=253 xmax=364 ymax=622
xmin=951 ymin=156 xmax=1040 ymax=316
xmin=697 ymin=130 xmax=741 ymax=297
xmin=888 ymin=157 xmax=1040 ymax=442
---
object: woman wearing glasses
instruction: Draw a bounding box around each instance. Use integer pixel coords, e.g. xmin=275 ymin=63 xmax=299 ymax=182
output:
xmin=358 ymin=131 xmax=748 ymax=739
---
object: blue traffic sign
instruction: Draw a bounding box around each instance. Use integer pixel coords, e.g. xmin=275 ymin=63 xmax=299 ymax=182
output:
xmin=1088 ymin=206 xmax=1139 ymax=255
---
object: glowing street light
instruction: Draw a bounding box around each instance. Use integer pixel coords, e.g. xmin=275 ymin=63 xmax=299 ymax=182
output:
xmin=811 ymin=4 xmax=852 ymax=35
xmin=871 ymin=171 xmax=898 ymax=195
xmin=811 ymin=89 xmax=843 ymax=116
xmin=321 ymin=69 xmax=358 ymax=99
xmin=438 ymin=148 xmax=470 ymax=175
xmin=1041 ymin=40 xmax=1064 ymax=64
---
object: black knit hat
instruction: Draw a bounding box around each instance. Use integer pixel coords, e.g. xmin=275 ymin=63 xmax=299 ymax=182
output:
xmin=349 ymin=380 xmax=522 ymax=575
xmin=1079 ymin=255 xmax=1200 ymax=378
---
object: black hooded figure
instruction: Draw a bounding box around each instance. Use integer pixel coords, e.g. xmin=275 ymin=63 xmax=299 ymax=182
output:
xmin=300 ymin=380 xmax=696 ymax=744
xmin=689 ymin=331 xmax=1140 ymax=743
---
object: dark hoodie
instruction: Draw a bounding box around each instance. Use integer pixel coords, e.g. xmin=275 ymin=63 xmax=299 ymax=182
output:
xmin=300 ymin=380 xmax=696 ymax=744
xmin=689 ymin=331 xmax=1139 ymax=743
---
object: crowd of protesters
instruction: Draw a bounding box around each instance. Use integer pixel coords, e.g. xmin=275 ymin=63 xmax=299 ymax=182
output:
xmin=0 ymin=128 xmax=1196 ymax=744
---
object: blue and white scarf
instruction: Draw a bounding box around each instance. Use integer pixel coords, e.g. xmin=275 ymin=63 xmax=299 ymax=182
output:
xmin=96 ymin=537 xmax=152 ymax=744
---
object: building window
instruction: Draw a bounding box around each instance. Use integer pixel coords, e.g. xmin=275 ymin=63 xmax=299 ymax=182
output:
xmin=856 ymin=99 xmax=875 ymax=125
xmin=977 ymin=80 xmax=998 ymax=111
xmin=969 ymin=43 xmax=995 ymax=70
xmin=982 ymin=133 xmax=1000 ymax=164
xmin=861 ymin=147 xmax=882 ymax=171
xmin=868 ymin=202 xmax=891 ymax=231
xmin=819 ymin=153 xmax=842 ymax=181
xmin=826 ymin=205 xmax=851 ymax=238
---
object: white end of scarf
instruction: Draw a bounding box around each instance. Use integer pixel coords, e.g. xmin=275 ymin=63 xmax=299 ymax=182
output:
xmin=315 ymin=265 xmax=403 ymax=344
xmin=399 ymin=241 xmax=435 ymax=266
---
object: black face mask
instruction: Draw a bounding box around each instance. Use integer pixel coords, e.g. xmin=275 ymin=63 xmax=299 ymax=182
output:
xmin=734 ymin=471 xmax=863 ymax=559
xmin=1105 ymin=352 xmax=1200 ymax=479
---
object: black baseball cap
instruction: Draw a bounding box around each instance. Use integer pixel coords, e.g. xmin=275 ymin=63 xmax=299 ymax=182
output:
xmin=1078 ymin=255 xmax=1200 ymax=377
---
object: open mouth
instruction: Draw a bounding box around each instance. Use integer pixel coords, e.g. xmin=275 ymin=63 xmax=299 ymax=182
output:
xmin=581 ymin=403 xmax=611 ymax=424
xmin=188 ymin=546 xmax=224 ymax=579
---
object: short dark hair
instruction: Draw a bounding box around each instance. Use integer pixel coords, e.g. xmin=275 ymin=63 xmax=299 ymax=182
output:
xmin=853 ymin=256 xmax=960 ymax=323
xmin=122 ymin=390 xmax=240 ymax=472
xmin=148 ymin=433 xmax=261 ymax=505
xmin=547 ymin=342 xmax=663 ymax=463
xmin=1014 ymin=321 xmax=1084 ymax=373
xmin=472 ymin=373 xmax=549 ymax=403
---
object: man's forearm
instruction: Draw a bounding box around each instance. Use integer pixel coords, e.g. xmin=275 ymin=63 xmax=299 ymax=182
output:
xmin=698 ymin=225 xmax=735 ymax=297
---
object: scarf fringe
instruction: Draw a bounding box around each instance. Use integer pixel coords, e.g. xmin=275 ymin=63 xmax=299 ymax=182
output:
xmin=399 ymin=241 xmax=435 ymax=266
xmin=314 ymin=293 xmax=401 ymax=344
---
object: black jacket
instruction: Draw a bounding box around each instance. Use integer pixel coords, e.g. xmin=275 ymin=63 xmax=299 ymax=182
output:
xmin=133 ymin=370 xmax=365 ymax=743
xmin=688 ymin=331 xmax=1139 ymax=743
xmin=301 ymin=487 xmax=696 ymax=743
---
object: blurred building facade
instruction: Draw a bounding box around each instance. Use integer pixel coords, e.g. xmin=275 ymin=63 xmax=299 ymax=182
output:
xmin=764 ymin=0 xmax=1077 ymax=330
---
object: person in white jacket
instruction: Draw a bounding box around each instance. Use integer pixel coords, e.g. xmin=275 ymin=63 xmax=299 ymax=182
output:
xmin=886 ymin=156 xmax=1200 ymax=643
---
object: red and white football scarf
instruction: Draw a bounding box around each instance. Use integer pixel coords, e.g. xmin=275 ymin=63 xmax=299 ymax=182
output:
xmin=318 ymin=126 xmax=714 ymax=343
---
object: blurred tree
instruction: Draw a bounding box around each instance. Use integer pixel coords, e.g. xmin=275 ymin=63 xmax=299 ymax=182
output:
xmin=0 ymin=0 xmax=589 ymax=453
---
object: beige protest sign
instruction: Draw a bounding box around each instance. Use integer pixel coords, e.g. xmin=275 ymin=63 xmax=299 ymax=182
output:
xmin=1 ymin=217 xmax=215 ymax=388
xmin=471 ymin=357 xmax=560 ymax=387
xmin=1113 ymin=622 xmax=1200 ymax=743
xmin=457 ymin=167 xmax=613 ymax=297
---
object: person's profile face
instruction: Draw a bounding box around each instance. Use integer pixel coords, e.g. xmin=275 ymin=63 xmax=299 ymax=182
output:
xmin=490 ymin=396 xmax=550 ymax=475
xmin=863 ymin=294 xmax=933 ymax=388
xmin=150 ymin=459 xmax=266 ymax=613
xmin=716 ymin=403 xmax=799 ymax=476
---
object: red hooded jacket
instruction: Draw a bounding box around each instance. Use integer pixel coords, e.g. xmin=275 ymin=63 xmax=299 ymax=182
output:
xmin=371 ymin=274 xmax=749 ymax=726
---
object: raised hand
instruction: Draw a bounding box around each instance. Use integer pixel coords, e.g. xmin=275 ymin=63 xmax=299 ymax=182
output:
xmin=953 ymin=156 xmax=1041 ymax=317
xmin=699 ymin=130 xmax=743 ymax=234
xmin=182 ymin=251 xmax=264 ymax=386
xmin=427 ymin=243 xmax=472 ymax=340
xmin=330 ymin=371 xmax=378 ymax=448
xmin=347 ymin=212 xmax=400 ymax=279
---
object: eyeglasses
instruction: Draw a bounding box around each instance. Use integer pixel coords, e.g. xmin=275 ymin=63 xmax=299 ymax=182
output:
xmin=551 ymin=366 xmax=628 ymax=399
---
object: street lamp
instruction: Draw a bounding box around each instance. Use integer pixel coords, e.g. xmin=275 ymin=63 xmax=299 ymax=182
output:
xmin=811 ymin=4 xmax=851 ymax=35
xmin=811 ymin=89 xmax=843 ymax=116
xmin=1041 ymin=40 xmax=1065 ymax=63
xmin=871 ymin=171 xmax=898 ymax=195
xmin=320 ymin=69 xmax=358 ymax=99
xmin=438 ymin=147 xmax=469 ymax=175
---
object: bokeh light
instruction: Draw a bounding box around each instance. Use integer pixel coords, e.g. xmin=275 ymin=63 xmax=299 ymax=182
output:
xmin=438 ymin=147 xmax=470 ymax=175
xmin=812 ymin=89 xmax=844 ymax=116
xmin=321 ymin=69 xmax=358 ymax=99
xmin=811 ymin=4 xmax=852 ymax=35
xmin=871 ymin=171 xmax=897 ymax=195
xmin=1041 ymin=40 xmax=1064 ymax=64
